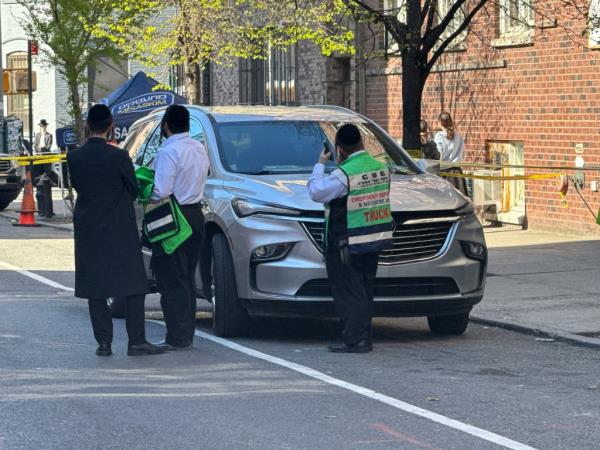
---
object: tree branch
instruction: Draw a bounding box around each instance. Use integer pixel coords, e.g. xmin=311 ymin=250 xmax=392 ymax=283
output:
xmin=425 ymin=0 xmax=489 ymax=73
xmin=422 ymin=0 xmax=470 ymax=52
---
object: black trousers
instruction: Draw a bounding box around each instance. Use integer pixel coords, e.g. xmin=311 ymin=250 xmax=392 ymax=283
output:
xmin=88 ymin=295 xmax=146 ymax=345
xmin=152 ymin=204 xmax=204 ymax=346
xmin=325 ymin=250 xmax=379 ymax=345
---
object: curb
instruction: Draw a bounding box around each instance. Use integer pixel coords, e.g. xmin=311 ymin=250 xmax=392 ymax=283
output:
xmin=0 ymin=211 xmax=73 ymax=232
xmin=471 ymin=315 xmax=600 ymax=350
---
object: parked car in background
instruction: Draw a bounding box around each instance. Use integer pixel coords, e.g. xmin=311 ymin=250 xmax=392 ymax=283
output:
xmin=115 ymin=105 xmax=487 ymax=337
xmin=0 ymin=153 xmax=23 ymax=210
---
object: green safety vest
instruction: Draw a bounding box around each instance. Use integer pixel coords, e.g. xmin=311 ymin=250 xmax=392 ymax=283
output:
xmin=325 ymin=151 xmax=394 ymax=255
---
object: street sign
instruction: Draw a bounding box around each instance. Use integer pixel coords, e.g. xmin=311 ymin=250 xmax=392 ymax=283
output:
xmin=29 ymin=40 xmax=38 ymax=56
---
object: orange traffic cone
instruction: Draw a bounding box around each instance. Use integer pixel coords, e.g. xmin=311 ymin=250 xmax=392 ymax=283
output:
xmin=12 ymin=166 xmax=40 ymax=227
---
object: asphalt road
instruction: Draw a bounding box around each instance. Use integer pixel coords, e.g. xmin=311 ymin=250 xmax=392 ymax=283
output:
xmin=1 ymin=217 xmax=599 ymax=450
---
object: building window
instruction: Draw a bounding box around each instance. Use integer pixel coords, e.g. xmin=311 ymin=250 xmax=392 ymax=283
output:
xmin=239 ymin=57 xmax=265 ymax=105
xmin=384 ymin=0 xmax=406 ymax=54
xmin=437 ymin=0 xmax=468 ymax=50
xmin=499 ymin=0 xmax=534 ymax=37
xmin=169 ymin=64 xmax=185 ymax=97
xmin=384 ymin=1 xmax=466 ymax=52
xmin=6 ymin=52 xmax=30 ymax=135
xmin=265 ymin=45 xmax=296 ymax=106
xmin=589 ymin=0 xmax=600 ymax=48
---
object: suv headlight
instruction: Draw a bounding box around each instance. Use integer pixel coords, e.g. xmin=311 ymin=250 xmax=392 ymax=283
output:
xmin=231 ymin=197 xmax=302 ymax=218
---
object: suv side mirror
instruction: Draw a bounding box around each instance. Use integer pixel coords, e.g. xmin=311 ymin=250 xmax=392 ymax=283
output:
xmin=417 ymin=159 xmax=440 ymax=175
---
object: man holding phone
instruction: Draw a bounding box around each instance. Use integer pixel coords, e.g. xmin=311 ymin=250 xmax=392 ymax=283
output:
xmin=308 ymin=124 xmax=393 ymax=353
xmin=151 ymin=105 xmax=210 ymax=350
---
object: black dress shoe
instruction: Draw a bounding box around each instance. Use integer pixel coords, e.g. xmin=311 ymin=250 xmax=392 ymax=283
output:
xmin=328 ymin=340 xmax=372 ymax=353
xmin=96 ymin=342 xmax=112 ymax=357
xmin=155 ymin=339 xmax=193 ymax=351
xmin=127 ymin=341 xmax=168 ymax=356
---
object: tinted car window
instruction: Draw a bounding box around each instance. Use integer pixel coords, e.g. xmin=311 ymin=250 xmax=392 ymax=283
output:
xmin=140 ymin=118 xmax=208 ymax=168
xmin=142 ymin=126 xmax=162 ymax=167
xmin=190 ymin=119 xmax=206 ymax=145
xmin=122 ymin=120 xmax=156 ymax=164
xmin=215 ymin=121 xmax=410 ymax=175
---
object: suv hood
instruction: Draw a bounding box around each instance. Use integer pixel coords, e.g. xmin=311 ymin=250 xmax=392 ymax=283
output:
xmin=223 ymin=173 xmax=468 ymax=213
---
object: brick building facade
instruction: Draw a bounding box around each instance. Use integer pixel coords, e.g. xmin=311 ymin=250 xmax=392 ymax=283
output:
xmin=161 ymin=1 xmax=600 ymax=234
xmin=364 ymin=1 xmax=600 ymax=234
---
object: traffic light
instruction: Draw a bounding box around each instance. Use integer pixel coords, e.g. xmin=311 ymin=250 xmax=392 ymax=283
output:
xmin=1 ymin=69 xmax=37 ymax=94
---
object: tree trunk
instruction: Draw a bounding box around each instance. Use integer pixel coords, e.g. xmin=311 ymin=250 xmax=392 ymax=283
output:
xmin=184 ymin=61 xmax=201 ymax=104
xmin=67 ymin=78 xmax=85 ymax=145
xmin=401 ymin=52 xmax=425 ymax=153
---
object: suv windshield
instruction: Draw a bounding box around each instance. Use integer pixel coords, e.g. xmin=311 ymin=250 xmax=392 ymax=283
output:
xmin=215 ymin=120 xmax=416 ymax=175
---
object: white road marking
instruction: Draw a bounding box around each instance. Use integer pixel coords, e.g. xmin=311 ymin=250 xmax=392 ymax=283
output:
xmin=0 ymin=259 xmax=535 ymax=450
xmin=188 ymin=327 xmax=537 ymax=450
xmin=0 ymin=260 xmax=74 ymax=292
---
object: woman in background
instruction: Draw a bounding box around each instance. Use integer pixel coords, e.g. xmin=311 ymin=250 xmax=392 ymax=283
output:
xmin=435 ymin=112 xmax=468 ymax=196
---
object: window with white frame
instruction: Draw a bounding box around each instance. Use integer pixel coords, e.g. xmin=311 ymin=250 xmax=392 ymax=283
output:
xmin=589 ymin=0 xmax=600 ymax=48
xmin=437 ymin=0 xmax=468 ymax=49
xmin=498 ymin=0 xmax=534 ymax=36
xmin=384 ymin=0 xmax=407 ymax=53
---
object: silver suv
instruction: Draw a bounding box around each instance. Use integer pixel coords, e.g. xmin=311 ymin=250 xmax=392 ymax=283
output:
xmin=121 ymin=106 xmax=487 ymax=337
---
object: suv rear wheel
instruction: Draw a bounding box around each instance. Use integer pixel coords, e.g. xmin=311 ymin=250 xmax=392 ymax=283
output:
xmin=427 ymin=312 xmax=470 ymax=335
xmin=211 ymin=233 xmax=250 ymax=337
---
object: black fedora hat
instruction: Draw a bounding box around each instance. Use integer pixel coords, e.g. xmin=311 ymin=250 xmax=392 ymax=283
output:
xmin=39 ymin=119 xmax=49 ymax=126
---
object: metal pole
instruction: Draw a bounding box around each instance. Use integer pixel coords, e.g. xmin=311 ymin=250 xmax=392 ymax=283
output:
xmin=27 ymin=40 xmax=33 ymax=156
xmin=0 ymin=7 xmax=4 ymax=152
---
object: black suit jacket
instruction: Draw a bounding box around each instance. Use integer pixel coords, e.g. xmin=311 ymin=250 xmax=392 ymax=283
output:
xmin=67 ymin=138 xmax=149 ymax=298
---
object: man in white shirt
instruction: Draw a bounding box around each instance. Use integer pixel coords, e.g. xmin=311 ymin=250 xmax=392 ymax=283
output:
xmin=151 ymin=105 xmax=210 ymax=350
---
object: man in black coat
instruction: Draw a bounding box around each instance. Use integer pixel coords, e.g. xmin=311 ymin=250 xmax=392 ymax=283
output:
xmin=67 ymin=104 xmax=165 ymax=357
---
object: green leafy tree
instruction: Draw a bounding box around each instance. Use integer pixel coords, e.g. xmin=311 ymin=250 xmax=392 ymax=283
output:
xmin=16 ymin=0 xmax=158 ymax=143
xmin=96 ymin=0 xmax=592 ymax=151
xmin=92 ymin=0 xmax=355 ymax=104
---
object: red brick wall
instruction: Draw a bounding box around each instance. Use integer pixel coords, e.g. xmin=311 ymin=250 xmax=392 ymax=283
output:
xmin=364 ymin=3 xmax=600 ymax=234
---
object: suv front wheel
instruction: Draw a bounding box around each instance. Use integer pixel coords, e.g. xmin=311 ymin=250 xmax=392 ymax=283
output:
xmin=211 ymin=233 xmax=250 ymax=337
xmin=427 ymin=312 xmax=470 ymax=335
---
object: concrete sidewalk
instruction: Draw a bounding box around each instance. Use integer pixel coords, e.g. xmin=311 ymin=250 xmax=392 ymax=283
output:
xmin=473 ymin=228 xmax=600 ymax=347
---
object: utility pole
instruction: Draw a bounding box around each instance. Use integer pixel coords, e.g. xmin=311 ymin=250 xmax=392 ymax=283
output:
xmin=27 ymin=39 xmax=33 ymax=156
xmin=0 ymin=4 xmax=4 ymax=152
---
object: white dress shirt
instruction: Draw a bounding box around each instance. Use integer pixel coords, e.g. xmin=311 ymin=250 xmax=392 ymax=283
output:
xmin=151 ymin=132 xmax=210 ymax=204
xmin=434 ymin=130 xmax=464 ymax=163
xmin=307 ymin=151 xmax=368 ymax=204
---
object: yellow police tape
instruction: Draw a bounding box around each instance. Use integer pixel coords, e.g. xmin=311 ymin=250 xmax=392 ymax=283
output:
xmin=0 ymin=154 xmax=66 ymax=166
xmin=441 ymin=172 xmax=563 ymax=181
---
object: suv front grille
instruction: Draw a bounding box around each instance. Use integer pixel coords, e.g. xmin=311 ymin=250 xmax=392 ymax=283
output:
xmin=301 ymin=213 xmax=455 ymax=264
xmin=0 ymin=160 xmax=11 ymax=173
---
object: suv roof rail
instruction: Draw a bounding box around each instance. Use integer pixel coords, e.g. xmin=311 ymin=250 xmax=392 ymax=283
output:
xmin=305 ymin=104 xmax=372 ymax=124
xmin=305 ymin=105 xmax=355 ymax=114
xmin=186 ymin=104 xmax=216 ymax=122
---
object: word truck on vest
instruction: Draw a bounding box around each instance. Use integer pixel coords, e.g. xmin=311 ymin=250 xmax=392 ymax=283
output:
xmin=325 ymin=151 xmax=394 ymax=255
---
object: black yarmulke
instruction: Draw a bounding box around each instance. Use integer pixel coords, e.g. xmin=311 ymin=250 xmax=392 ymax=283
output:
xmin=87 ymin=104 xmax=112 ymax=123
xmin=164 ymin=104 xmax=189 ymax=130
xmin=336 ymin=124 xmax=362 ymax=146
